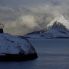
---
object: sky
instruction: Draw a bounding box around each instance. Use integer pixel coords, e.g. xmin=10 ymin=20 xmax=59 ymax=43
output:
xmin=0 ymin=0 xmax=69 ymax=35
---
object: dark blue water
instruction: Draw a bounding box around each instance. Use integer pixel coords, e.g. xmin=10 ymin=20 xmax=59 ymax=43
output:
xmin=0 ymin=39 xmax=69 ymax=69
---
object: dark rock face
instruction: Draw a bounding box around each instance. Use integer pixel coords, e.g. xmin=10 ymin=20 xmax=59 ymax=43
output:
xmin=0 ymin=29 xmax=3 ymax=33
xmin=0 ymin=53 xmax=38 ymax=61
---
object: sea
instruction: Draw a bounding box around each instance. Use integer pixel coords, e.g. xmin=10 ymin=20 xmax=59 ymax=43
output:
xmin=0 ymin=38 xmax=69 ymax=69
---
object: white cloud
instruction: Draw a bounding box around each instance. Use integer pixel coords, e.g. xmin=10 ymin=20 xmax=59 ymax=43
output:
xmin=1 ymin=0 xmax=69 ymax=35
xmin=19 ymin=15 xmax=38 ymax=28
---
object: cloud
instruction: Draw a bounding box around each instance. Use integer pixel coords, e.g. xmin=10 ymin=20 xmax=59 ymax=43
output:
xmin=1 ymin=0 xmax=69 ymax=35
xmin=4 ymin=14 xmax=41 ymax=35
xmin=19 ymin=15 xmax=39 ymax=28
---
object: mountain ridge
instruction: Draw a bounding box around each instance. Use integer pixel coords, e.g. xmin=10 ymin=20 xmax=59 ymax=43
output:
xmin=25 ymin=15 xmax=69 ymax=38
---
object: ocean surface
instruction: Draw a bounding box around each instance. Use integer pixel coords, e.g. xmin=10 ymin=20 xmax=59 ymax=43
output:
xmin=0 ymin=39 xmax=69 ymax=69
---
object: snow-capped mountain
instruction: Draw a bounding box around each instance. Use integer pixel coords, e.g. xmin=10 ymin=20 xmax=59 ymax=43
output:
xmin=47 ymin=15 xmax=69 ymax=29
xmin=25 ymin=15 xmax=69 ymax=39
xmin=45 ymin=15 xmax=69 ymax=38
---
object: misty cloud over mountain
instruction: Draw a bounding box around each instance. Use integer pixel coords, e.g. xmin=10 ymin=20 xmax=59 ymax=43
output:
xmin=0 ymin=0 xmax=69 ymax=35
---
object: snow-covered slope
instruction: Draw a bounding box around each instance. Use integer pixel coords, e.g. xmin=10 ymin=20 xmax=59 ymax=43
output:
xmin=0 ymin=33 xmax=37 ymax=58
xmin=45 ymin=15 xmax=69 ymax=38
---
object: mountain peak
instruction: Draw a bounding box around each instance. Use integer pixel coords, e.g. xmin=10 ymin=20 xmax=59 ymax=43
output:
xmin=47 ymin=15 xmax=69 ymax=29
